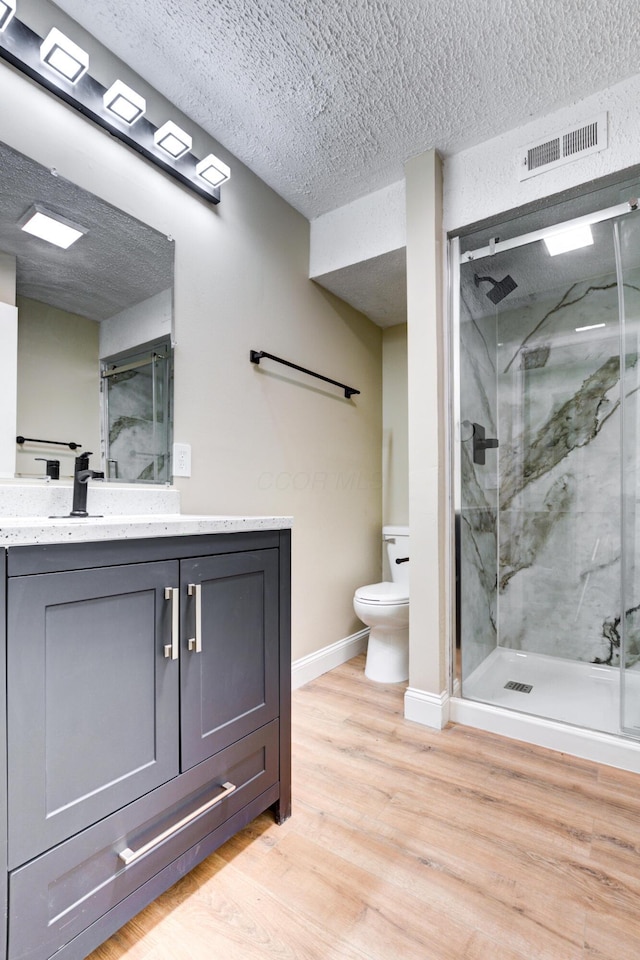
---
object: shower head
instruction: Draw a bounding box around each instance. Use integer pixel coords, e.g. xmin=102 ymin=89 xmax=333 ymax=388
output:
xmin=474 ymin=273 xmax=518 ymax=305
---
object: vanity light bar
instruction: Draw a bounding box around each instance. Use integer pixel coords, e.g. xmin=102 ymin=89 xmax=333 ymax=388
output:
xmin=0 ymin=11 xmax=227 ymax=205
xmin=0 ymin=0 xmax=16 ymax=32
xmin=103 ymin=79 xmax=146 ymax=125
xmin=40 ymin=27 xmax=88 ymax=84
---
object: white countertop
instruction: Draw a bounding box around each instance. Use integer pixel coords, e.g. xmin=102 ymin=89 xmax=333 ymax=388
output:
xmin=0 ymin=514 xmax=293 ymax=546
xmin=0 ymin=481 xmax=291 ymax=546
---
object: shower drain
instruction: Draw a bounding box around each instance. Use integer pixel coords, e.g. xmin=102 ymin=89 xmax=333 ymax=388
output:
xmin=504 ymin=680 xmax=533 ymax=694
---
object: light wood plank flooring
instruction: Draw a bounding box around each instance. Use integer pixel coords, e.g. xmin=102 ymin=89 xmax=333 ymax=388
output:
xmin=90 ymin=654 xmax=640 ymax=960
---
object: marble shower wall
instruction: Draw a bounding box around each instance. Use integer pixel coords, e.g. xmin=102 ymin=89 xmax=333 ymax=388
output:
xmin=494 ymin=270 xmax=640 ymax=666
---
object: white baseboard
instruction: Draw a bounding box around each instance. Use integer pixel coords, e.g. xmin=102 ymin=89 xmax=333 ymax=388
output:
xmin=291 ymin=629 xmax=369 ymax=690
xmin=404 ymin=687 xmax=450 ymax=729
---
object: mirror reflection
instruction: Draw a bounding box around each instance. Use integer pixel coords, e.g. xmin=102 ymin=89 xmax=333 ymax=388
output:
xmin=0 ymin=139 xmax=174 ymax=482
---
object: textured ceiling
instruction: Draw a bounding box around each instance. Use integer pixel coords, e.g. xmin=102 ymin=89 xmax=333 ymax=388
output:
xmin=50 ymin=0 xmax=640 ymax=221
xmin=314 ymin=248 xmax=407 ymax=328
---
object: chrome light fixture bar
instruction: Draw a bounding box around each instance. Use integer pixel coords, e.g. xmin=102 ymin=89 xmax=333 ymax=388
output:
xmin=0 ymin=13 xmax=224 ymax=204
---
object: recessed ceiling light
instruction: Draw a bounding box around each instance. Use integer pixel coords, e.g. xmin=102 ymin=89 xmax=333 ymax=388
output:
xmin=0 ymin=0 xmax=16 ymax=32
xmin=544 ymin=223 xmax=594 ymax=257
xmin=154 ymin=121 xmax=192 ymax=159
xmin=19 ymin=205 xmax=87 ymax=249
xmin=196 ymin=154 xmax=231 ymax=187
xmin=103 ymin=79 xmax=146 ymax=125
xmin=40 ymin=27 xmax=89 ymax=84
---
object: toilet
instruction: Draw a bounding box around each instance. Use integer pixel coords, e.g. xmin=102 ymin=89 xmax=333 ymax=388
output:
xmin=353 ymin=526 xmax=409 ymax=683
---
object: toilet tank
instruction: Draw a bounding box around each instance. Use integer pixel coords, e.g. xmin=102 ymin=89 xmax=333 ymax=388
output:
xmin=382 ymin=525 xmax=409 ymax=585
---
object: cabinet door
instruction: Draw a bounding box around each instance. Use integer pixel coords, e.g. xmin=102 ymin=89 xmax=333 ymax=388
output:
xmin=180 ymin=549 xmax=279 ymax=769
xmin=7 ymin=560 xmax=180 ymax=867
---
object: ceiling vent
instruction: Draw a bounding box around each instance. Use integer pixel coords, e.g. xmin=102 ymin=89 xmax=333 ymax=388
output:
xmin=518 ymin=113 xmax=608 ymax=181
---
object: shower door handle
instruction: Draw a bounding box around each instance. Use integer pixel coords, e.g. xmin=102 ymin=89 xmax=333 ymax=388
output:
xmin=471 ymin=422 xmax=499 ymax=465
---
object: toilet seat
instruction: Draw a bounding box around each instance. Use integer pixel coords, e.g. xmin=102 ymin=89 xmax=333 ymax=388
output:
xmin=355 ymin=582 xmax=409 ymax=605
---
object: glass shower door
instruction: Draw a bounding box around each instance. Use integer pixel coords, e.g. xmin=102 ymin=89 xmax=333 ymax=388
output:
xmin=616 ymin=209 xmax=640 ymax=734
xmin=455 ymin=201 xmax=634 ymax=733
xmin=102 ymin=341 xmax=173 ymax=483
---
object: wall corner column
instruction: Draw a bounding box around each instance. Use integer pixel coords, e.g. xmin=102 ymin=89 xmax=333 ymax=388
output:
xmin=404 ymin=149 xmax=449 ymax=728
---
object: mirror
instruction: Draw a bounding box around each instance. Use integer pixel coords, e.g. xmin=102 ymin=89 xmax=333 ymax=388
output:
xmin=0 ymin=139 xmax=174 ymax=482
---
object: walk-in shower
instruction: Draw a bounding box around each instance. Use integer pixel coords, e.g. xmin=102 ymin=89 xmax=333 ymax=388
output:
xmin=450 ymin=171 xmax=640 ymax=767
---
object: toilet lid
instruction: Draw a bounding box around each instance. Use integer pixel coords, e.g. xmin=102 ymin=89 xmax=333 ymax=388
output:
xmin=355 ymin=582 xmax=409 ymax=604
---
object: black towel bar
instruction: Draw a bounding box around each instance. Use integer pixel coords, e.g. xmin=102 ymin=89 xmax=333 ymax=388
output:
xmin=16 ymin=436 xmax=82 ymax=450
xmin=250 ymin=350 xmax=360 ymax=399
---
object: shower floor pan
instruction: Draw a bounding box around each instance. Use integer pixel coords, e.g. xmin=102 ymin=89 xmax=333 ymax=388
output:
xmin=462 ymin=647 xmax=640 ymax=736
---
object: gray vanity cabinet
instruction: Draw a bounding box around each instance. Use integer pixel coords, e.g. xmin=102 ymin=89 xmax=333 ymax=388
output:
xmin=1 ymin=529 xmax=291 ymax=960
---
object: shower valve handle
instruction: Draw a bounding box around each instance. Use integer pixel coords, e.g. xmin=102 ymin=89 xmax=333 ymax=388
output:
xmin=471 ymin=422 xmax=499 ymax=465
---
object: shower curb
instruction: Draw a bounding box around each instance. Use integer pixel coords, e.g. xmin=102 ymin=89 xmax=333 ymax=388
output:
xmin=449 ymin=697 xmax=640 ymax=774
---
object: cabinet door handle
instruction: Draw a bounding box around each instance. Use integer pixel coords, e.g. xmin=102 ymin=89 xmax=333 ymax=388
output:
xmin=187 ymin=582 xmax=202 ymax=652
xmin=118 ymin=781 xmax=236 ymax=866
xmin=163 ymin=587 xmax=179 ymax=659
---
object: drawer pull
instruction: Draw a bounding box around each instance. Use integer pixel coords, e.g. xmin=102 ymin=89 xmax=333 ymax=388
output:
xmin=187 ymin=582 xmax=202 ymax=652
xmin=118 ymin=781 xmax=236 ymax=866
xmin=163 ymin=587 xmax=179 ymax=659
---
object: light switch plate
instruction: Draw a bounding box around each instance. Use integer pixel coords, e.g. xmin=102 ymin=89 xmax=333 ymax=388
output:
xmin=173 ymin=442 xmax=191 ymax=477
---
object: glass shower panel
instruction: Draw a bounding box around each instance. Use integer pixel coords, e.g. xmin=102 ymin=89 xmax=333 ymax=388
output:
xmin=457 ymin=261 xmax=500 ymax=686
xmin=617 ymin=210 xmax=640 ymax=735
xmin=458 ymin=217 xmax=626 ymax=731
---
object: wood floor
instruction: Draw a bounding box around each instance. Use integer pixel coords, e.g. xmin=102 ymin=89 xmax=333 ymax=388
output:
xmin=90 ymin=655 xmax=640 ymax=960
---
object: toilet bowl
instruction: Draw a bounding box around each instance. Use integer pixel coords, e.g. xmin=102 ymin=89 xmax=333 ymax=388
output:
xmin=353 ymin=526 xmax=409 ymax=683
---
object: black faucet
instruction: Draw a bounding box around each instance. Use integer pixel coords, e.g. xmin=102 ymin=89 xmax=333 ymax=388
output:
xmin=70 ymin=452 xmax=104 ymax=517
